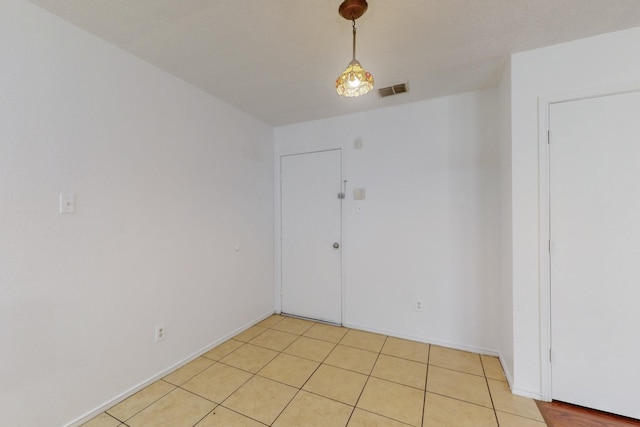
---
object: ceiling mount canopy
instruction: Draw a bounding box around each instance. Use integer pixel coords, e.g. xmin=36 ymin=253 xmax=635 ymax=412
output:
xmin=335 ymin=0 xmax=374 ymax=98
xmin=338 ymin=0 xmax=368 ymax=20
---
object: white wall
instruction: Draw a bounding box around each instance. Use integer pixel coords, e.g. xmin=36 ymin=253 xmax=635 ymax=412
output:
xmin=0 ymin=2 xmax=274 ymax=426
xmin=275 ymin=90 xmax=502 ymax=354
xmin=511 ymin=26 xmax=640 ymax=397
xmin=497 ymin=59 xmax=514 ymax=385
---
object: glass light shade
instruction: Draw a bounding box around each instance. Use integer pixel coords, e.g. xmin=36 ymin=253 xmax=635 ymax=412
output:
xmin=336 ymin=59 xmax=374 ymax=97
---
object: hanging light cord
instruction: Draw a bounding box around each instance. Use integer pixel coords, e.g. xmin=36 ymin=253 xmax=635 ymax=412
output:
xmin=352 ymin=19 xmax=357 ymax=61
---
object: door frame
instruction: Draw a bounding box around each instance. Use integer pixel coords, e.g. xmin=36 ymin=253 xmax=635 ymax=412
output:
xmin=274 ymin=146 xmax=346 ymax=324
xmin=537 ymin=85 xmax=640 ymax=402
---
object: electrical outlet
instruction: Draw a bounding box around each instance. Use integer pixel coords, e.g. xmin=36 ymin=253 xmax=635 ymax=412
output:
xmin=415 ymin=300 xmax=423 ymax=312
xmin=155 ymin=324 xmax=165 ymax=342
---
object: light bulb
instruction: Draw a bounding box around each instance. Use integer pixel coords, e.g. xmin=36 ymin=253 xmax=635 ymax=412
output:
xmin=348 ymin=77 xmax=361 ymax=88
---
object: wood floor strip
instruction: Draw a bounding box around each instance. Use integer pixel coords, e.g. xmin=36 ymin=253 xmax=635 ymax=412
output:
xmin=536 ymin=401 xmax=640 ymax=427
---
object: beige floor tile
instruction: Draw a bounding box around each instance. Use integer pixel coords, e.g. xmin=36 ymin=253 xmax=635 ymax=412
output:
xmin=233 ymin=326 xmax=268 ymax=343
xmin=80 ymin=413 xmax=121 ymax=427
xmin=283 ymin=336 xmax=336 ymax=362
xmin=220 ymin=343 xmax=278 ymax=373
xmin=488 ymin=380 xmax=545 ymax=422
xmin=273 ymin=390 xmax=353 ymax=427
xmin=258 ymin=353 xmax=319 ymax=388
xmin=302 ymin=364 xmax=367 ymax=405
xmin=423 ymin=392 xmax=498 ymax=427
xmin=249 ymin=328 xmax=298 ymax=351
xmin=426 ymin=366 xmax=492 ymax=408
xmin=163 ymin=357 xmax=215 ymax=386
xmin=496 ymin=411 xmax=547 ymax=427
xmin=339 ymin=329 xmax=387 ymax=352
xmin=303 ymin=323 xmax=349 ymax=343
xmin=357 ymin=377 xmax=425 ymax=427
xmin=381 ymin=337 xmax=430 ymax=363
xmin=182 ymin=362 xmax=253 ymax=403
xmin=324 ymin=344 xmax=379 ymax=375
xmin=371 ymin=354 xmax=427 ymax=390
xmin=271 ymin=317 xmax=315 ymax=335
xmin=195 ymin=406 xmax=266 ymax=427
xmin=202 ymin=339 xmax=244 ymax=361
xmin=481 ymin=355 xmax=507 ymax=382
xmin=429 ymin=346 xmax=484 ymax=376
xmin=223 ymin=376 xmax=297 ymax=425
xmin=347 ymin=408 xmax=412 ymax=426
xmin=127 ymin=388 xmax=215 ymax=427
xmin=107 ymin=380 xmax=175 ymax=421
xmin=256 ymin=314 xmax=285 ymax=328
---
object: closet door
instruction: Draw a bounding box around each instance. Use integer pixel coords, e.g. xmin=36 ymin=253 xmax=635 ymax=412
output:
xmin=550 ymin=91 xmax=640 ymax=419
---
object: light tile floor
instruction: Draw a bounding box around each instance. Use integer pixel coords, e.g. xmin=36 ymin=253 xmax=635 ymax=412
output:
xmin=82 ymin=315 xmax=547 ymax=427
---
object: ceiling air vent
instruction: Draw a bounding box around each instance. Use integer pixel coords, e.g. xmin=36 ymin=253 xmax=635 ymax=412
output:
xmin=378 ymin=82 xmax=409 ymax=98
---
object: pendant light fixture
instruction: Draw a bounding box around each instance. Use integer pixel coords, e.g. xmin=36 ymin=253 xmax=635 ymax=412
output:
xmin=336 ymin=0 xmax=374 ymax=97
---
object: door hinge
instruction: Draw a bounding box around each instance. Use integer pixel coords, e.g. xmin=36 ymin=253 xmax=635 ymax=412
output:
xmin=549 ymin=348 xmax=552 ymax=363
xmin=547 ymin=130 xmax=551 ymax=145
xmin=548 ymin=240 xmax=551 ymax=253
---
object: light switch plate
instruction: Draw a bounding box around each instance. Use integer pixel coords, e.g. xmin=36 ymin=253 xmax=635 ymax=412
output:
xmin=59 ymin=193 xmax=75 ymax=214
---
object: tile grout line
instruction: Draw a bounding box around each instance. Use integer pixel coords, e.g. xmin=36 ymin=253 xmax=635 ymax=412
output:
xmin=216 ymin=401 xmax=270 ymax=426
xmin=480 ymin=354 xmax=501 ymax=427
xmin=428 ymin=362 xmax=489 ymax=378
xmin=265 ymin=320 xmax=320 ymax=426
xmin=481 ymin=366 xmax=548 ymax=425
xmin=426 ymin=390 xmax=499 ymax=410
xmin=90 ymin=315 xmax=523 ymax=427
xmin=190 ymin=405 xmax=216 ymax=427
xmin=422 ymin=343 xmax=431 ymax=427
xmin=346 ymin=334 xmax=387 ymax=426
xmin=107 ymin=379 xmax=179 ymax=424
xmin=191 ymin=315 xmax=298 ymax=426
xmin=238 ymin=322 xmax=292 ymax=426
xmin=279 ymin=321 xmax=427 ymax=426
xmin=343 ymin=333 xmax=426 ymax=427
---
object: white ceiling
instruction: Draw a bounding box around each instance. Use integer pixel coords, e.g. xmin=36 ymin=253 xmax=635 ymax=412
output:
xmin=29 ymin=0 xmax=640 ymax=126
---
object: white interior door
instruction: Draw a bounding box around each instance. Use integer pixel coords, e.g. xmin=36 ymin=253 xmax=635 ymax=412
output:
xmin=280 ymin=150 xmax=342 ymax=324
xmin=550 ymin=91 xmax=640 ymax=419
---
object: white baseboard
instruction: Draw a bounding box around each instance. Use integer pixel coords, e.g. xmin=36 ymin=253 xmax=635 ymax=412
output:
xmin=342 ymin=321 xmax=502 ymax=359
xmin=64 ymin=311 xmax=275 ymax=427
xmin=498 ymin=353 xmax=514 ymax=390
xmin=342 ymin=322 xmax=540 ymax=400
xmin=511 ymin=386 xmax=544 ymax=400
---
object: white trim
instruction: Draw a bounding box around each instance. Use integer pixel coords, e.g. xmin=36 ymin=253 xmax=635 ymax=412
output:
xmin=344 ymin=321 xmax=501 ymax=356
xmin=343 ymin=321 xmax=512 ymax=370
xmin=538 ymin=96 xmax=552 ymax=402
xmin=538 ymin=84 xmax=640 ymax=404
xmin=512 ymin=386 xmax=544 ymax=400
xmin=275 ymin=145 xmax=347 ymax=325
xmin=339 ymin=150 xmax=347 ymax=326
xmin=63 ymin=311 xmax=275 ymax=427
xmin=273 ymin=145 xmax=282 ymax=315
xmin=498 ymin=352 xmax=515 ymax=391
xmin=344 ymin=321 xmax=525 ymax=395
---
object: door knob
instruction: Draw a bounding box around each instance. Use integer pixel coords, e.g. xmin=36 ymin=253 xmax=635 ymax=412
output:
xmin=333 ymin=242 xmax=340 ymax=249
